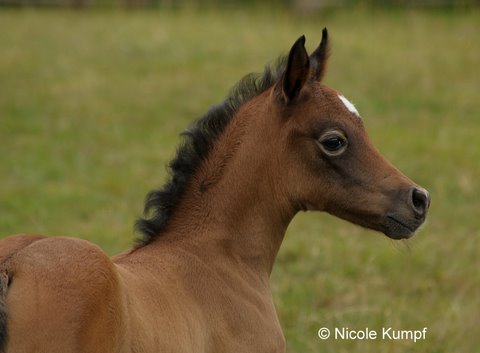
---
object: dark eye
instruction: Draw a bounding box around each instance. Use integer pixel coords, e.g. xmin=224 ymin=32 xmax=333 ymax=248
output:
xmin=317 ymin=131 xmax=348 ymax=156
xmin=322 ymin=137 xmax=345 ymax=151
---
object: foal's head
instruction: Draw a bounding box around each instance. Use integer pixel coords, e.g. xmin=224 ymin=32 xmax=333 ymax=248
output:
xmin=269 ymin=29 xmax=430 ymax=239
xmin=138 ymin=29 xmax=430 ymax=244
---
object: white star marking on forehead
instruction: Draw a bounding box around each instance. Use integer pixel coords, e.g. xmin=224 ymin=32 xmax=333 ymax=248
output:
xmin=338 ymin=95 xmax=360 ymax=119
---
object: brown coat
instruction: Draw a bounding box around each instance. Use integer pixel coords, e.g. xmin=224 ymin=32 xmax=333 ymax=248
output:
xmin=0 ymin=30 xmax=429 ymax=353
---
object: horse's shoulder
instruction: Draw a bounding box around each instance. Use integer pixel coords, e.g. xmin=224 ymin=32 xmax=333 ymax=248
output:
xmin=4 ymin=236 xmax=126 ymax=352
xmin=21 ymin=236 xmax=113 ymax=271
xmin=2 ymin=235 xmax=117 ymax=292
xmin=6 ymin=235 xmax=123 ymax=324
xmin=0 ymin=234 xmax=45 ymax=266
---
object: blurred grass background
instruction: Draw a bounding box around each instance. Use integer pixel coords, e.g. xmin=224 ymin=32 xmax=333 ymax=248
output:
xmin=0 ymin=5 xmax=479 ymax=353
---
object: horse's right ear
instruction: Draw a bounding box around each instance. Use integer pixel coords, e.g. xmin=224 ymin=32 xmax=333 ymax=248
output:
xmin=310 ymin=28 xmax=330 ymax=82
xmin=277 ymin=35 xmax=310 ymax=103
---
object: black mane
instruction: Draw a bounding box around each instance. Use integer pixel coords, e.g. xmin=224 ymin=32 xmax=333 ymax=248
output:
xmin=136 ymin=56 xmax=287 ymax=246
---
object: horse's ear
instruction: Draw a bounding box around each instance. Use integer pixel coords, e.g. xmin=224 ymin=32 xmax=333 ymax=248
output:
xmin=279 ymin=35 xmax=310 ymax=103
xmin=310 ymin=28 xmax=330 ymax=82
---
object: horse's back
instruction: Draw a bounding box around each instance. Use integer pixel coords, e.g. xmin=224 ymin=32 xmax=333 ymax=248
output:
xmin=0 ymin=234 xmax=45 ymax=263
xmin=0 ymin=234 xmax=126 ymax=353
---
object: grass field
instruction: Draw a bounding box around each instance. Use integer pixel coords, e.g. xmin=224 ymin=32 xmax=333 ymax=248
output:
xmin=1 ymin=7 xmax=479 ymax=352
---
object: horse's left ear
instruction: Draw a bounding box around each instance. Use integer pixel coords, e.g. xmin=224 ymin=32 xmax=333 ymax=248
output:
xmin=310 ymin=28 xmax=330 ymax=82
xmin=279 ymin=35 xmax=310 ymax=103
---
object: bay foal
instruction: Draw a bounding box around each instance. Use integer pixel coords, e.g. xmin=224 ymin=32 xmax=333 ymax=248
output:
xmin=0 ymin=29 xmax=429 ymax=353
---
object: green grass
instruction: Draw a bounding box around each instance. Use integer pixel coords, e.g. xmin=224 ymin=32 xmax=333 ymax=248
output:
xmin=1 ymin=8 xmax=479 ymax=353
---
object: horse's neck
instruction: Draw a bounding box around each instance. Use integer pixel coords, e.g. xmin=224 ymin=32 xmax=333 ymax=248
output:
xmin=148 ymin=95 xmax=295 ymax=277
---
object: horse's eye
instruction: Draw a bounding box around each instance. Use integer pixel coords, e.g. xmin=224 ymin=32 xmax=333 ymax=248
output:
xmin=322 ymin=137 xmax=344 ymax=151
xmin=318 ymin=131 xmax=348 ymax=156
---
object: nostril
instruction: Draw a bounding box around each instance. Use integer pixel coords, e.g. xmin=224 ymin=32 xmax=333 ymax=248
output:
xmin=410 ymin=187 xmax=430 ymax=217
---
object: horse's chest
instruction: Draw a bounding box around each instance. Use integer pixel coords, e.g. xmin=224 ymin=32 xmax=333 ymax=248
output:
xmin=211 ymin=316 xmax=285 ymax=353
xmin=205 ymin=295 xmax=286 ymax=353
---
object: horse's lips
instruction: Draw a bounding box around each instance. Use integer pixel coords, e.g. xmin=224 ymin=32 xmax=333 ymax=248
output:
xmin=384 ymin=215 xmax=420 ymax=239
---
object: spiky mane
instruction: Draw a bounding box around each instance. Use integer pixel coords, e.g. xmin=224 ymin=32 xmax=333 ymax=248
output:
xmin=136 ymin=56 xmax=287 ymax=246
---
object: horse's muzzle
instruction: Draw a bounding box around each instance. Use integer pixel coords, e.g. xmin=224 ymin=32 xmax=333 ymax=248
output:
xmin=383 ymin=187 xmax=430 ymax=239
